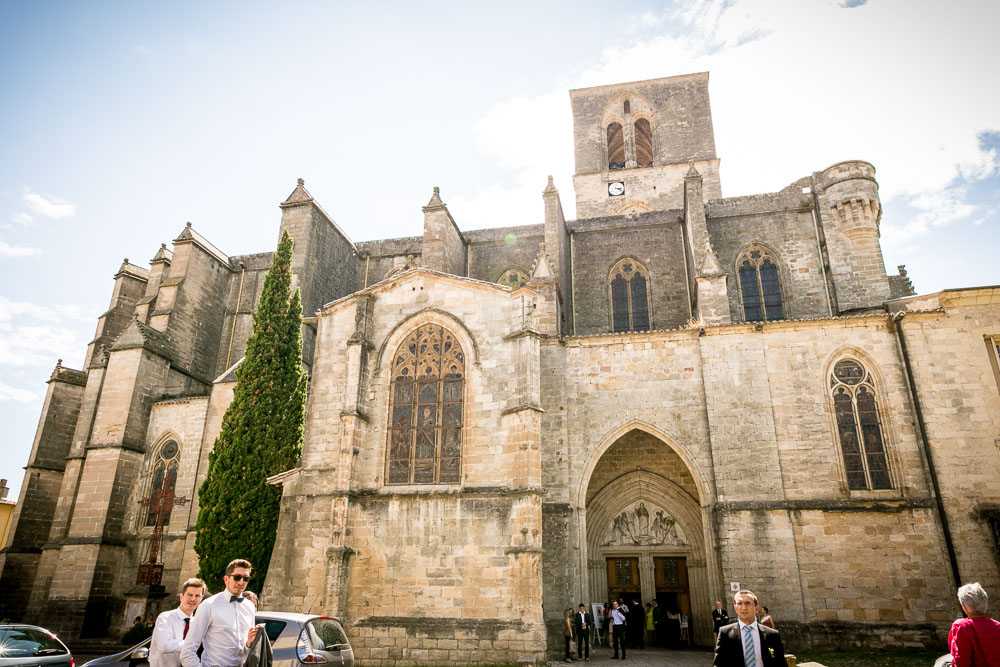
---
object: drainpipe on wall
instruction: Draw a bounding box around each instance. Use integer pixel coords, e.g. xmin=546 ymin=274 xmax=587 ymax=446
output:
xmin=887 ymin=305 xmax=961 ymax=588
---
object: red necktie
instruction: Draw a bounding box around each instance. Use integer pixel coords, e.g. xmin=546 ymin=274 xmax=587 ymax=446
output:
xmin=183 ymin=617 xmax=190 ymax=639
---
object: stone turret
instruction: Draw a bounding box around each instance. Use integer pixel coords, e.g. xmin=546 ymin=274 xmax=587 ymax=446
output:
xmin=812 ymin=161 xmax=891 ymax=312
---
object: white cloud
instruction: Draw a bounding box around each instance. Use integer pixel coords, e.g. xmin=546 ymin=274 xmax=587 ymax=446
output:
xmin=0 ymin=240 xmax=42 ymax=258
xmin=470 ymin=0 xmax=1000 ymax=246
xmin=0 ymin=379 xmax=37 ymax=404
xmin=22 ymin=188 xmax=75 ymax=219
xmin=12 ymin=212 xmax=33 ymax=226
xmin=0 ymin=295 xmax=91 ymax=369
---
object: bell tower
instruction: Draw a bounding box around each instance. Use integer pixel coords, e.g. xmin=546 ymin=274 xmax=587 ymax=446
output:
xmin=570 ymin=73 xmax=722 ymax=219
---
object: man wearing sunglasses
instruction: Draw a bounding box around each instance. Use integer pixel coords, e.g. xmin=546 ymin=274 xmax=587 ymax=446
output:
xmin=181 ymin=559 xmax=260 ymax=667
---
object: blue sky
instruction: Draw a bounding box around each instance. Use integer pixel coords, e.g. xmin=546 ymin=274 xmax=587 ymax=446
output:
xmin=2 ymin=0 xmax=998 ymax=499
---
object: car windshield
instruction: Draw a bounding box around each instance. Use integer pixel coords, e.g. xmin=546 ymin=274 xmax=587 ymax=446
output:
xmin=303 ymin=620 xmax=348 ymax=650
xmin=0 ymin=628 xmax=68 ymax=658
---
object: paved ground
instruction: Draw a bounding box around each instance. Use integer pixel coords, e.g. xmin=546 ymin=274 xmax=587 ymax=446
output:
xmin=552 ymin=643 xmax=715 ymax=665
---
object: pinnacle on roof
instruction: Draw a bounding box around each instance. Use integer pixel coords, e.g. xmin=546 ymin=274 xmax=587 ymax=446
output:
xmin=282 ymin=177 xmax=314 ymax=205
xmin=685 ymin=163 xmax=700 ymax=178
xmin=424 ymin=186 xmax=445 ymax=209
xmin=543 ymin=175 xmax=558 ymax=194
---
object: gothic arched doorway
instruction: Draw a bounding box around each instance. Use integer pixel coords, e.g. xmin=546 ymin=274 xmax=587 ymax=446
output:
xmin=580 ymin=427 xmax=712 ymax=646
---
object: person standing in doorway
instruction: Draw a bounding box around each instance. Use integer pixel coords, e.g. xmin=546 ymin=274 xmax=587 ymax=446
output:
xmin=712 ymin=600 xmax=730 ymax=634
xmin=610 ymin=600 xmax=627 ymax=660
xmin=149 ymin=578 xmax=206 ymax=667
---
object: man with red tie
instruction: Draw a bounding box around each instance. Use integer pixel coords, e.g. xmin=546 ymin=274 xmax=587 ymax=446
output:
xmin=149 ymin=578 xmax=206 ymax=667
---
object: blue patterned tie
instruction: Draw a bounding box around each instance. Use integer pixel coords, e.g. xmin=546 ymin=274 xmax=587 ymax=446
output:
xmin=743 ymin=625 xmax=756 ymax=667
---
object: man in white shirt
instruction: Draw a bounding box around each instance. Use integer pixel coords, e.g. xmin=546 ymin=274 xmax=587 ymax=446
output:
xmin=712 ymin=589 xmax=784 ymax=667
xmin=181 ymin=559 xmax=260 ymax=667
xmin=149 ymin=578 xmax=206 ymax=667
xmin=610 ymin=600 xmax=627 ymax=660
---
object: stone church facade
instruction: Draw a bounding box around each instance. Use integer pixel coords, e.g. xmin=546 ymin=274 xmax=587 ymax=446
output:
xmin=2 ymin=72 xmax=1000 ymax=664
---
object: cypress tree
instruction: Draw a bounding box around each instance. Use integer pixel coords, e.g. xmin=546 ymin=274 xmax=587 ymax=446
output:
xmin=195 ymin=230 xmax=307 ymax=594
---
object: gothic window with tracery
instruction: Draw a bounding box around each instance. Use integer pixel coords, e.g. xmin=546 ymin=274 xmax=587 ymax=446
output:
xmin=830 ymin=359 xmax=892 ymax=491
xmin=144 ymin=440 xmax=179 ymax=526
xmin=737 ymin=245 xmax=785 ymax=322
xmin=634 ymin=118 xmax=653 ymax=167
xmin=609 ymin=258 xmax=650 ymax=333
xmin=607 ymin=123 xmax=625 ymax=170
xmin=497 ymin=268 xmax=528 ymax=290
xmin=387 ymin=324 xmax=464 ymax=485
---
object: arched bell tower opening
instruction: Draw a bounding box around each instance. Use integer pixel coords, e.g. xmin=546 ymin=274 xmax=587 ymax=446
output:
xmin=580 ymin=427 xmax=713 ymax=646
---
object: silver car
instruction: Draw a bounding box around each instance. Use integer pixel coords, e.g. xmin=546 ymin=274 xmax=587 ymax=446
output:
xmin=0 ymin=625 xmax=74 ymax=667
xmin=81 ymin=612 xmax=351 ymax=667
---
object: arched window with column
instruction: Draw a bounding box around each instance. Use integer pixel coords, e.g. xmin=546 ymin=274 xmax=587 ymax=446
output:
xmin=142 ymin=440 xmax=180 ymax=526
xmin=386 ymin=323 xmax=465 ymax=485
xmin=609 ymin=258 xmax=651 ymax=333
xmin=830 ymin=359 xmax=892 ymax=491
xmin=634 ymin=118 xmax=653 ymax=167
xmin=607 ymin=123 xmax=625 ymax=170
xmin=737 ymin=244 xmax=785 ymax=322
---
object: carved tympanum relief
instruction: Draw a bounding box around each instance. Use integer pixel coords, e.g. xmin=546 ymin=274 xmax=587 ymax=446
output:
xmin=601 ymin=501 xmax=686 ymax=546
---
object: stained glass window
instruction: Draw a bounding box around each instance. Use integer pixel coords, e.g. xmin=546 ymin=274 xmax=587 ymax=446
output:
xmin=497 ymin=268 xmax=528 ymax=290
xmin=634 ymin=118 xmax=653 ymax=167
xmin=387 ymin=324 xmax=464 ymax=485
xmin=737 ymin=245 xmax=785 ymax=322
xmin=830 ymin=359 xmax=892 ymax=491
xmin=144 ymin=442 xmax=179 ymax=526
xmin=609 ymin=258 xmax=651 ymax=333
xmin=607 ymin=123 xmax=625 ymax=170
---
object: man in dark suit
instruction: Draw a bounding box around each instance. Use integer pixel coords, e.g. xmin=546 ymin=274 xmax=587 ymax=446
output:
xmin=574 ymin=603 xmax=592 ymax=661
xmin=713 ymin=590 xmax=785 ymax=667
xmin=712 ymin=600 xmax=730 ymax=634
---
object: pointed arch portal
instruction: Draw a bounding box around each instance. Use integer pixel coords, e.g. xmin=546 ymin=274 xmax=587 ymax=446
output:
xmin=577 ymin=427 xmax=714 ymax=646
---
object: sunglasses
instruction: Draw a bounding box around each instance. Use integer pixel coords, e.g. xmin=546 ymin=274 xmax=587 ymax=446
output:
xmin=228 ymin=574 xmax=251 ymax=582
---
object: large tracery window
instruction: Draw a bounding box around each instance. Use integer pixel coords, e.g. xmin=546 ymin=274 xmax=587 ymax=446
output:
xmin=387 ymin=324 xmax=464 ymax=485
xmin=634 ymin=118 xmax=653 ymax=167
xmin=609 ymin=258 xmax=650 ymax=333
xmin=144 ymin=441 xmax=179 ymax=526
xmin=737 ymin=245 xmax=785 ymax=322
xmin=607 ymin=123 xmax=625 ymax=170
xmin=831 ymin=359 xmax=892 ymax=491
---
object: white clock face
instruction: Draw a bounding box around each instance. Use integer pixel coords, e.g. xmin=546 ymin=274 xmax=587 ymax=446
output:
xmin=608 ymin=181 xmax=625 ymax=196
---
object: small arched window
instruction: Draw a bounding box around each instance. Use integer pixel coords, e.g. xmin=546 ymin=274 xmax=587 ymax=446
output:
xmin=387 ymin=324 xmax=465 ymax=485
xmin=609 ymin=259 xmax=651 ymax=333
xmin=144 ymin=441 xmax=179 ymax=526
xmin=634 ymin=118 xmax=653 ymax=167
xmin=623 ymin=99 xmax=631 ymax=114
xmin=737 ymin=245 xmax=785 ymax=322
xmin=607 ymin=123 xmax=625 ymax=170
xmin=497 ymin=268 xmax=528 ymax=290
xmin=831 ymin=359 xmax=892 ymax=490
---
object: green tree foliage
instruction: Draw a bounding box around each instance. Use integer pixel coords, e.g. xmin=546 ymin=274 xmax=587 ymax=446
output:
xmin=195 ymin=230 xmax=307 ymax=594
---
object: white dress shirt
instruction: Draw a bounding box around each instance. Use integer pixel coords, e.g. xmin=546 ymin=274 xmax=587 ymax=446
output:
xmin=149 ymin=608 xmax=193 ymax=667
xmin=738 ymin=619 xmax=763 ymax=666
xmin=181 ymin=592 xmax=254 ymax=667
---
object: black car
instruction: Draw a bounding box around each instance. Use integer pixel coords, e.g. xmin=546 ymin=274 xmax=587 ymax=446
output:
xmin=81 ymin=612 xmax=352 ymax=667
xmin=0 ymin=624 xmax=74 ymax=667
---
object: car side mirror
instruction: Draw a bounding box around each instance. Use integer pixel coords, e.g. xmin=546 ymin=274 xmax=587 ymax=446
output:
xmin=132 ymin=647 xmax=150 ymax=660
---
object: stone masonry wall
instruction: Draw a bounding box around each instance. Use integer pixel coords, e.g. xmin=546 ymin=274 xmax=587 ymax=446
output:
xmin=570 ymin=215 xmax=691 ymax=335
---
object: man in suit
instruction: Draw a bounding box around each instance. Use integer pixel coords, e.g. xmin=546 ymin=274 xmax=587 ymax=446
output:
xmin=712 ymin=600 xmax=730 ymax=634
xmin=713 ymin=589 xmax=785 ymax=667
xmin=574 ymin=603 xmax=592 ymax=661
